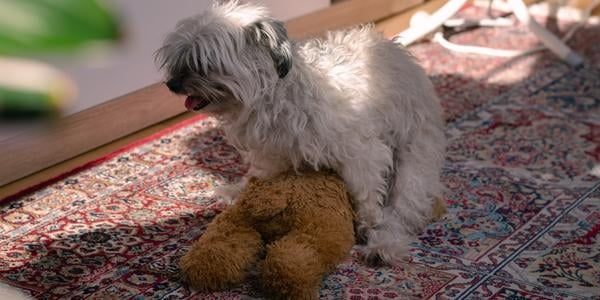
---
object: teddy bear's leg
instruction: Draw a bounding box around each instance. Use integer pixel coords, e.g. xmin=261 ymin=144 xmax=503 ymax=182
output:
xmin=260 ymin=232 xmax=336 ymax=300
xmin=179 ymin=208 xmax=263 ymax=292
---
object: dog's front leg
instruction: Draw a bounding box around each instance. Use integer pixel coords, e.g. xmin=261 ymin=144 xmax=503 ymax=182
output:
xmin=214 ymin=178 xmax=248 ymax=205
xmin=214 ymin=151 xmax=289 ymax=205
xmin=245 ymin=151 xmax=290 ymax=179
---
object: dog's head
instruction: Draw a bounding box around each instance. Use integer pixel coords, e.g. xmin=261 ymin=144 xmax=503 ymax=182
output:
xmin=155 ymin=1 xmax=293 ymax=114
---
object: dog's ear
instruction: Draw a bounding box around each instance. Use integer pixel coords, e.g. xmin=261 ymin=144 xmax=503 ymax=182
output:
xmin=248 ymin=20 xmax=293 ymax=78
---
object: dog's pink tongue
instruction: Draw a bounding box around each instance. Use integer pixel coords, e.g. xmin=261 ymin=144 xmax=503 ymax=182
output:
xmin=186 ymin=96 xmax=209 ymax=111
xmin=185 ymin=96 xmax=210 ymax=111
xmin=185 ymin=96 xmax=196 ymax=111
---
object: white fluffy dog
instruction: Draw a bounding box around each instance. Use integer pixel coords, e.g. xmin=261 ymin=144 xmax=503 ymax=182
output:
xmin=156 ymin=1 xmax=445 ymax=264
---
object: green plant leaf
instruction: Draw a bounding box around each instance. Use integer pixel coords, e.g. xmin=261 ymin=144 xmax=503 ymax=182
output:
xmin=0 ymin=57 xmax=75 ymax=118
xmin=0 ymin=0 xmax=120 ymax=55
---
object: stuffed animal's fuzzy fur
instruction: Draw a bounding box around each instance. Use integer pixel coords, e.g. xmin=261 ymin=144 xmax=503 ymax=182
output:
xmin=180 ymin=170 xmax=355 ymax=299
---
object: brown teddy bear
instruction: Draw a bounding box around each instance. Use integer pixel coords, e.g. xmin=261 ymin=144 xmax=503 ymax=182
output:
xmin=180 ymin=169 xmax=448 ymax=299
xmin=180 ymin=170 xmax=355 ymax=299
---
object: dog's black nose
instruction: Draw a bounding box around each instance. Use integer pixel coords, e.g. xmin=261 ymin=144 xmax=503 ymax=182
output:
xmin=166 ymin=79 xmax=184 ymax=93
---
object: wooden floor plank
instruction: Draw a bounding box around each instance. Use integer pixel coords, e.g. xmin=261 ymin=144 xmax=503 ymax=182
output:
xmin=286 ymin=0 xmax=423 ymax=38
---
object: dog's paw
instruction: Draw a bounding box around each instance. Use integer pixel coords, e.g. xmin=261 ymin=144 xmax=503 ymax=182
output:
xmin=361 ymin=228 xmax=413 ymax=266
xmin=213 ymin=180 xmax=247 ymax=205
xmin=364 ymin=251 xmax=387 ymax=267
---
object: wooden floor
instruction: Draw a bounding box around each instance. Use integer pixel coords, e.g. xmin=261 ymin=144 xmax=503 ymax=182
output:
xmin=0 ymin=0 xmax=598 ymax=199
xmin=0 ymin=112 xmax=196 ymax=198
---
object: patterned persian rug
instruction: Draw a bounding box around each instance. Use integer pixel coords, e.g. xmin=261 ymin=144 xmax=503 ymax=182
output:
xmin=1 ymin=6 xmax=599 ymax=300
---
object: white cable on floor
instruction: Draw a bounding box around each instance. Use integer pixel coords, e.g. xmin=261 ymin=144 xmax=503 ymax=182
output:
xmin=432 ymin=32 xmax=545 ymax=58
xmin=433 ymin=0 xmax=600 ymax=60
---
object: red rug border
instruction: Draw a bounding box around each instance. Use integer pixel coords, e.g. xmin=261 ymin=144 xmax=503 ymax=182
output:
xmin=0 ymin=114 xmax=207 ymax=204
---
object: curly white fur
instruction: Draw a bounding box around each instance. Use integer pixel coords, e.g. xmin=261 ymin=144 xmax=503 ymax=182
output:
xmin=156 ymin=1 xmax=446 ymax=264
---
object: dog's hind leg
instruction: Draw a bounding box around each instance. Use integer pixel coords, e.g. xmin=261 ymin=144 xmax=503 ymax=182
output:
xmin=365 ymin=124 xmax=445 ymax=265
xmin=336 ymin=138 xmax=392 ymax=245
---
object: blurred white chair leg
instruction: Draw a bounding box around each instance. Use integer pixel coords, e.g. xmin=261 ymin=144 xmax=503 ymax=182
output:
xmin=394 ymin=0 xmax=468 ymax=46
xmin=506 ymin=0 xmax=583 ymax=66
xmin=395 ymin=0 xmax=586 ymax=66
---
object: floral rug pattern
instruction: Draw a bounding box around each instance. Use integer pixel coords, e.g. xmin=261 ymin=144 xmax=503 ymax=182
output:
xmin=1 ymin=6 xmax=599 ymax=300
